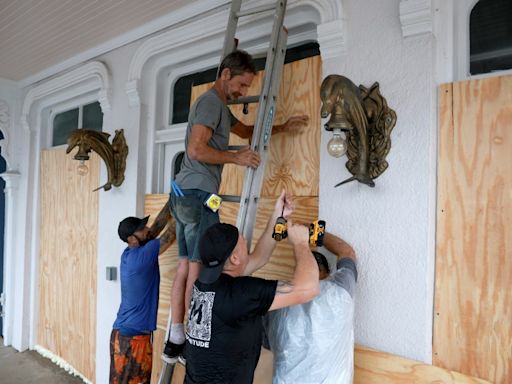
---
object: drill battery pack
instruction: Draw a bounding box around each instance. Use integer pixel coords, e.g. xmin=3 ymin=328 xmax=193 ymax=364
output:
xmin=309 ymin=220 xmax=326 ymax=247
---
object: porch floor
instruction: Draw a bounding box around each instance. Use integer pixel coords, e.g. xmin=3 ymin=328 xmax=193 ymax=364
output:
xmin=0 ymin=337 xmax=83 ymax=383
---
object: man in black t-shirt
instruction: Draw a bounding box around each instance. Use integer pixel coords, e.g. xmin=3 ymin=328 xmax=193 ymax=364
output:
xmin=184 ymin=191 xmax=320 ymax=384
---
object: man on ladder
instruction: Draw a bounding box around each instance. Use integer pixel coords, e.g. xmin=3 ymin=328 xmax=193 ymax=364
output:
xmin=160 ymin=1 xmax=310 ymax=381
xmin=163 ymin=50 xmax=308 ymax=363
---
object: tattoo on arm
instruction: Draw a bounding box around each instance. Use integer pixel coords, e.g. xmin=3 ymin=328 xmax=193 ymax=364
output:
xmin=275 ymin=281 xmax=294 ymax=295
xmin=148 ymin=201 xmax=171 ymax=239
xmin=158 ymin=221 xmax=176 ymax=254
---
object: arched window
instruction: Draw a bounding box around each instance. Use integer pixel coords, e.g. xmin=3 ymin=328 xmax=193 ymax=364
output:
xmin=470 ymin=0 xmax=512 ymax=75
xmin=52 ymin=101 xmax=103 ymax=146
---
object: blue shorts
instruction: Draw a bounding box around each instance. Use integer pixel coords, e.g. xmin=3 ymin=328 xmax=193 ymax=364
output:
xmin=169 ymin=189 xmax=219 ymax=262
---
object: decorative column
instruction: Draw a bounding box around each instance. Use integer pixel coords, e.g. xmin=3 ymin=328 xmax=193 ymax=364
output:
xmin=0 ymin=171 xmax=25 ymax=349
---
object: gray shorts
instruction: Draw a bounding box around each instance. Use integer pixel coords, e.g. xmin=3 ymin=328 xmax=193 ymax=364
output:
xmin=169 ymin=189 xmax=219 ymax=262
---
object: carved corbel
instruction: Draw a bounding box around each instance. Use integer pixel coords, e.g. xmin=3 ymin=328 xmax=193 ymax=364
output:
xmin=66 ymin=129 xmax=128 ymax=191
xmin=320 ymin=74 xmax=397 ymax=187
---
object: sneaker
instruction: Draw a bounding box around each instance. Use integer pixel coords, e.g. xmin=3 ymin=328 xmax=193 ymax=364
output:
xmin=161 ymin=341 xmax=184 ymax=364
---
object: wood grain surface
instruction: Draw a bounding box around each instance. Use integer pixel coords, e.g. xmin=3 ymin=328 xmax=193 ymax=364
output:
xmin=190 ymin=55 xmax=321 ymax=198
xmin=434 ymin=77 xmax=512 ymax=383
xmin=354 ymin=346 xmax=491 ymax=384
xmin=38 ymin=148 xmax=99 ymax=382
xmin=151 ymin=54 xmax=322 ymax=383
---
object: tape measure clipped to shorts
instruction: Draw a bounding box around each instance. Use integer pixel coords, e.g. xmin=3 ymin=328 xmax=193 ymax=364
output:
xmin=204 ymin=193 xmax=223 ymax=212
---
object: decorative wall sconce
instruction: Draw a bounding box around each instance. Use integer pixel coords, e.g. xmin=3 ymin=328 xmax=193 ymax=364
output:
xmin=320 ymin=74 xmax=397 ymax=187
xmin=66 ymin=129 xmax=128 ymax=191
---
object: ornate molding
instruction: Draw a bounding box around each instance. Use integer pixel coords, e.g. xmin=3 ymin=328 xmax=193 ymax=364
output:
xmin=125 ymin=80 xmax=140 ymax=108
xmin=0 ymin=171 xmax=21 ymax=190
xmin=21 ymin=61 xmax=112 ymax=131
xmin=317 ymin=19 xmax=346 ymax=60
xmin=155 ymin=124 xmax=188 ymax=144
xmin=127 ymin=0 xmax=344 ymax=105
xmin=399 ymin=0 xmax=433 ymax=38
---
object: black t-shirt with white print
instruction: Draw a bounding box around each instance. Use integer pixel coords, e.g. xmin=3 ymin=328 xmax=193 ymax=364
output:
xmin=185 ymin=273 xmax=278 ymax=384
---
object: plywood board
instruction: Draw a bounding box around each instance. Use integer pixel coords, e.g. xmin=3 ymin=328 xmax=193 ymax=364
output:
xmin=354 ymin=346 xmax=491 ymax=384
xmin=38 ymin=148 xmax=99 ymax=382
xmin=434 ymin=77 xmax=512 ymax=383
xmin=145 ymin=194 xmax=317 ymax=383
xmin=190 ymin=55 xmax=321 ymax=198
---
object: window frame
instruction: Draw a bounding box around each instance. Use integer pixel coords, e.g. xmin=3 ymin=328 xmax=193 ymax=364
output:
xmin=49 ymin=97 xmax=103 ymax=148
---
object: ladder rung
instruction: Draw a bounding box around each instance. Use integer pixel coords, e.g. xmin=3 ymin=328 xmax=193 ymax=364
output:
xmin=236 ymin=4 xmax=276 ymax=18
xmin=227 ymin=95 xmax=260 ymax=105
xmin=220 ymin=195 xmax=241 ymax=203
xmin=228 ymin=145 xmax=246 ymax=151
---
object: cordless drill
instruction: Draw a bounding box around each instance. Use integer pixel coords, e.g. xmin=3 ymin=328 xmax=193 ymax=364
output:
xmin=272 ymin=217 xmax=326 ymax=247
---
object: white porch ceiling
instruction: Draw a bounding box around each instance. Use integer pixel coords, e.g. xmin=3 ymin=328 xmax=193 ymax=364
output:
xmin=0 ymin=0 xmax=192 ymax=83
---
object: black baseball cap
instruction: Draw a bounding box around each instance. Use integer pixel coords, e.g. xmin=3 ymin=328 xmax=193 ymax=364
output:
xmin=118 ymin=216 xmax=150 ymax=243
xmin=198 ymin=223 xmax=239 ymax=283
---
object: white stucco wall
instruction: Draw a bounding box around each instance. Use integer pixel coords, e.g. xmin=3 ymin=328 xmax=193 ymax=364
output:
xmin=4 ymin=0 xmax=495 ymax=381
xmin=320 ymin=0 xmax=436 ymax=362
xmin=91 ymin=39 xmax=151 ymax=384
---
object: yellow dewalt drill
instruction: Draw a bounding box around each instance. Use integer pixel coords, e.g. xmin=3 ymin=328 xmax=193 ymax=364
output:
xmin=272 ymin=217 xmax=326 ymax=247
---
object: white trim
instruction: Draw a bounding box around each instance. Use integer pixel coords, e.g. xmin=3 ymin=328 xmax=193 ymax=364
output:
xmin=434 ymin=0 xmax=479 ymax=83
xmin=127 ymin=0 xmax=342 ymax=107
xmin=0 ymin=100 xmax=11 ymax=167
xmin=21 ymin=61 xmax=111 ymax=132
xmin=0 ymin=171 xmax=20 ymax=347
xmin=399 ymin=0 xmax=433 ymax=38
xmin=126 ymin=0 xmax=342 ymax=193
xmin=317 ymin=19 xmax=346 ymax=60
xmin=10 ymin=61 xmax=112 ymax=353
xmin=155 ymin=124 xmax=188 ymax=144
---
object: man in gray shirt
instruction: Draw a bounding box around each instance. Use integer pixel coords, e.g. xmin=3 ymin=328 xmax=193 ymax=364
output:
xmin=163 ymin=50 xmax=308 ymax=361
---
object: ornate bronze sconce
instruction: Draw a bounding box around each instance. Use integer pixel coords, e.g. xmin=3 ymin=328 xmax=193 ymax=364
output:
xmin=66 ymin=129 xmax=128 ymax=191
xmin=320 ymin=75 xmax=396 ymax=187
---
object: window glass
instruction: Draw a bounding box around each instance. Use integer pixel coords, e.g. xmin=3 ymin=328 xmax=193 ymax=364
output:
xmin=52 ymin=108 xmax=78 ymax=146
xmin=83 ymin=101 xmax=103 ymax=132
xmin=470 ymin=0 xmax=512 ymax=75
xmin=52 ymin=101 xmax=103 ymax=147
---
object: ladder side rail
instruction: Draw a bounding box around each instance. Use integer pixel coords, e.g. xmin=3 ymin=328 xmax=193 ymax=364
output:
xmin=235 ymin=0 xmax=287 ymax=242
xmin=157 ymin=361 xmax=176 ymax=384
xmin=238 ymin=27 xmax=288 ymax=247
xmin=217 ymin=0 xmax=243 ymax=77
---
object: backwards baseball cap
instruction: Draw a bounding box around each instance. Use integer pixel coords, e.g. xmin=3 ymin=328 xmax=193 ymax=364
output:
xmin=118 ymin=216 xmax=150 ymax=243
xmin=198 ymin=223 xmax=239 ymax=284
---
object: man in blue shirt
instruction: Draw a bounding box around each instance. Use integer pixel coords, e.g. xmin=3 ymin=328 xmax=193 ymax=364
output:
xmin=110 ymin=202 xmax=175 ymax=384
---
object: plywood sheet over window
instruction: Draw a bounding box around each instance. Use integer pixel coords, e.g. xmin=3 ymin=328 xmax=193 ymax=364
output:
xmin=150 ymin=55 xmax=321 ymax=383
xmin=189 ymin=55 xmax=321 ymax=198
xmin=435 ymin=76 xmax=512 ymax=383
xmin=146 ymin=194 xmax=318 ymax=383
xmin=38 ymin=148 xmax=99 ymax=382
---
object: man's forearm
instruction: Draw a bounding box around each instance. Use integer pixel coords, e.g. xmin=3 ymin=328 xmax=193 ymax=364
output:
xmin=158 ymin=218 xmax=176 ymax=254
xmin=148 ymin=201 xmax=171 ymax=239
xmin=291 ymin=243 xmax=319 ymax=291
xmin=249 ymin=213 xmax=280 ymax=268
xmin=189 ymin=143 xmax=237 ymax=165
xmin=322 ymin=232 xmax=356 ymax=261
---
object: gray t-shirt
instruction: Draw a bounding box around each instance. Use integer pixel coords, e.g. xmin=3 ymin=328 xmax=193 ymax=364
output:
xmin=175 ymin=88 xmax=238 ymax=193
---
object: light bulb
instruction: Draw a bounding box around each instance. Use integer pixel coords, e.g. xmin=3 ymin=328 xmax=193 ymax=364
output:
xmin=77 ymin=159 xmax=89 ymax=176
xmin=327 ymin=129 xmax=347 ymax=157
